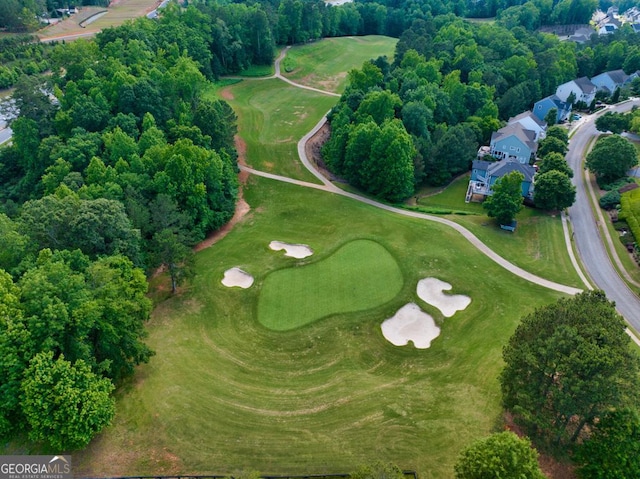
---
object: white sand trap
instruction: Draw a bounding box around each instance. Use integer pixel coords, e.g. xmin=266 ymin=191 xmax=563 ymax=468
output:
xmin=269 ymin=241 xmax=313 ymax=259
xmin=221 ymin=267 xmax=254 ymax=289
xmin=381 ymin=303 xmax=440 ymax=349
xmin=417 ymin=278 xmax=471 ymax=318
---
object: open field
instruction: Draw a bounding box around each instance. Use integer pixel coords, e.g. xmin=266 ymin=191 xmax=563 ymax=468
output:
xmin=74 ymin=36 xmax=581 ymax=479
xmin=282 ymin=36 xmax=397 ymax=93
xmin=75 ymin=177 xmax=566 ymax=479
xmin=38 ymin=0 xmax=160 ymax=40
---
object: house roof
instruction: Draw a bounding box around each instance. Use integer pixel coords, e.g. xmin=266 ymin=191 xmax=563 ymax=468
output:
xmin=491 ymin=123 xmax=538 ymax=153
xmin=574 ymin=76 xmax=597 ymax=94
xmin=472 ymin=160 xmax=493 ymax=171
xmin=487 ymin=160 xmax=536 ymax=183
xmin=508 ymin=110 xmax=546 ymax=129
xmin=536 ymin=94 xmax=571 ymax=113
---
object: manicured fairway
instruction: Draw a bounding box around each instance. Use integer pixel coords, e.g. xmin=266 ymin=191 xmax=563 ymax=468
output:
xmin=258 ymin=240 xmax=403 ymax=330
xmin=222 ymin=79 xmax=337 ymax=181
xmin=282 ymin=36 xmax=398 ymax=93
xmin=75 ymin=178 xmax=567 ymax=479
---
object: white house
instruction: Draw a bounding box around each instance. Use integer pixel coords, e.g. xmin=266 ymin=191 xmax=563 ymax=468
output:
xmin=507 ymin=111 xmax=547 ymax=141
xmin=555 ymin=77 xmax=597 ymax=106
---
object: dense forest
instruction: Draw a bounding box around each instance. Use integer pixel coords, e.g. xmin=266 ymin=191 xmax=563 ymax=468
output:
xmin=3 ymin=0 xmax=640 ymax=453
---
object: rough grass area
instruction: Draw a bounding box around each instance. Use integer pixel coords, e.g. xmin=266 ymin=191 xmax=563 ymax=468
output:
xmin=258 ymin=240 xmax=403 ymax=331
xmin=282 ymin=36 xmax=397 ymax=93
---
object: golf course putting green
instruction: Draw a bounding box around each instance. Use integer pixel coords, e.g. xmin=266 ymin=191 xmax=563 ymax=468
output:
xmin=258 ymin=239 xmax=403 ymax=331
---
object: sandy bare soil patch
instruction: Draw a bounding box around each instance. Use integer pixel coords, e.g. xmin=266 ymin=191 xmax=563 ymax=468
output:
xmin=381 ymin=303 xmax=440 ymax=349
xmin=269 ymin=241 xmax=313 ymax=258
xmin=221 ymin=267 xmax=254 ymax=288
xmin=417 ymin=278 xmax=471 ymax=317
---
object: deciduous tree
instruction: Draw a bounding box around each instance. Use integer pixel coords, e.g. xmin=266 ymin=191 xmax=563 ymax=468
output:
xmin=586 ymin=134 xmax=638 ymax=184
xmin=482 ymin=171 xmax=524 ymax=225
xmin=454 ymin=432 xmax=545 ymax=479
xmin=21 ymin=351 xmax=115 ymax=450
xmin=533 ymin=170 xmax=576 ymax=211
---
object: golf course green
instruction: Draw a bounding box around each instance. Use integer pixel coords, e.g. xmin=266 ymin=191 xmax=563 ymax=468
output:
xmin=258 ymin=240 xmax=403 ymax=331
xmin=74 ymin=36 xmax=581 ymax=479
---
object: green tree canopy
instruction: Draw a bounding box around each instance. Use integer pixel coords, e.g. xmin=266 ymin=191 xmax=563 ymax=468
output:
xmin=454 ymin=431 xmax=545 ymax=479
xmin=586 ymin=134 xmax=638 ymax=184
xmin=533 ymin=170 xmax=576 ymax=211
xmin=482 ymin=171 xmax=524 ymax=225
xmin=595 ymin=112 xmax=630 ymax=134
xmin=538 ymin=151 xmax=573 ymax=178
xmin=500 ymin=291 xmax=640 ymax=449
xmin=21 ymin=351 xmax=115 ymax=450
xmin=537 ymin=136 xmax=567 ymax=158
xmin=576 ymin=408 xmax=640 ymax=479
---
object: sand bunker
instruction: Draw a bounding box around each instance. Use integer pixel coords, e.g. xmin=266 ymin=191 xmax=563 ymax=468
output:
xmin=417 ymin=278 xmax=471 ymax=317
xmin=269 ymin=241 xmax=313 ymax=259
xmin=221 ymin=267 xmax=254 ymax=289
xmin=381 ymin=303 xmax=440 ymax=349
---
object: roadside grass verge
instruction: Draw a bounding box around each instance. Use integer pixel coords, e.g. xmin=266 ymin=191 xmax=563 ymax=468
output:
xmin=221 ymin=79 xmax=337 ymax=181
xmin=258 ymin=239 xmax=403 ymax=330
xmin=74 ymin=176 xmax=566 ymax=479
xmin=282 ymin=36 xmax=397 ymax=94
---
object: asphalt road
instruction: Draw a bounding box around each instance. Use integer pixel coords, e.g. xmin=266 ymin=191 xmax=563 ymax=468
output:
xmin=0 ymin=127 xmax=11 ymax=145
xmin=567 ymin=102 xmax=640 ymax=332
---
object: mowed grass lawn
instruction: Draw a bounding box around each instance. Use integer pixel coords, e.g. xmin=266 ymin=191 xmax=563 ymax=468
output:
xmin=417 ymin=174 xmax=584 ymax=288
xmin=74 ymin=36 xmax=582 ymax=479
xmin=76 ymin=178 xmax=567 ymax=479
xmin=220 ymin=79 xmax=337 ymax=181
xmin=259 ymin=240 xmax=403 ymax=330
xmin=282 ymin=36 xmax=398 ymax=93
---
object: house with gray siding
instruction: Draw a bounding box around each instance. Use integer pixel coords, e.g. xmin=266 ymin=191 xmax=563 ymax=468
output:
xmin=591 ymin=69 xmax=630 ymax=95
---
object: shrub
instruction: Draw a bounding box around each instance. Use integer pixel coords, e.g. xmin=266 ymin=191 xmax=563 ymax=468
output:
xmin=599 ymin=177 xmax=635 ymax=191
xmin=600 ymin=190 xmax=621 ymax=210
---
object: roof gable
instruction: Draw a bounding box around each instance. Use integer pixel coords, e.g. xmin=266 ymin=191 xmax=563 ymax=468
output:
xmin=574 ymin=76 xmax=597 ymax=94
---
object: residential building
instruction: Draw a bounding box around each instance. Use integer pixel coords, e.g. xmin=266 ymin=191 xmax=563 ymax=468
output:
xmin=533 ymin=95 xmax=572 ymax=123
xmin=466 ymin=159 xmax=536 ymax=202
xmin=591 ymin=69 xmax=630 ymax=95
xmin=556 ymin=77 xmax=597 ymax=106
xmin=508 ymin=110 xmax=547 ymax=141
xmin=489 ymin=123 xmax=538 ymax=164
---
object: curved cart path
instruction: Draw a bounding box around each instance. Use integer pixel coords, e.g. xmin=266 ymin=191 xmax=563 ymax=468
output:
xmin=237 ymin=48 xmax=583 ymax=295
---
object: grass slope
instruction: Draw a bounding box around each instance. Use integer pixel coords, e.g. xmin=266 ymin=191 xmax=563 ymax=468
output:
xmin=221 ymin=79 xmax=337 ymax=181
xmin=258 ymin=239 xmax=403 ymax=330
xmin=76 ymin=178 xmax=566 ymax=479
xmin=282 ymin=36 xmax=398 ymax=94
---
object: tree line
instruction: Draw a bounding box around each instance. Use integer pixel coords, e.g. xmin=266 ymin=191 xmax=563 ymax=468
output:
xmin=0 ymin=7 xmax=241 ymax=449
